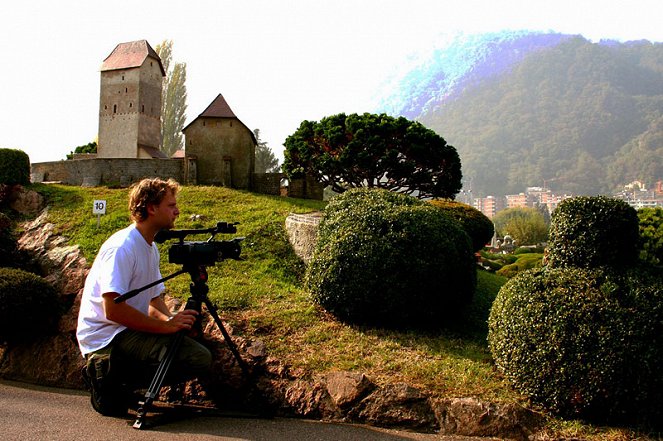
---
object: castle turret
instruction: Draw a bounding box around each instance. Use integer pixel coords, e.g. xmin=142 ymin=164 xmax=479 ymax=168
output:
xmin=98 ymin=40 xmax=166 ymax=158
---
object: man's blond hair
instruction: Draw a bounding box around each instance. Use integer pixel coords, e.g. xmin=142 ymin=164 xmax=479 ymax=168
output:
xmin=128 ymin=178 xmax=180 ymax=222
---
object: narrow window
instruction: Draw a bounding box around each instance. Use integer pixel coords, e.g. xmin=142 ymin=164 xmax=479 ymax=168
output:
xmin=230 ymin=120 xmax=233 ymax=127
xmin=125 ymin=87 xmax=128 ymax=93
xmin=122 ymin=75 xmax=125 ymax=80
xmin=113 ymin=104 xmax=117 ymax=113
xmin=129 ymin=103 xmax=133 ymax=108
xmin=142 ymin=105 xmax=145 ymax=112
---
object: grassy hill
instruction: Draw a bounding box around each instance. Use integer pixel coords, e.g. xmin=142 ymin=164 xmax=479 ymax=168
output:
xmin=26 ymin=183 xmax=649 ymax=440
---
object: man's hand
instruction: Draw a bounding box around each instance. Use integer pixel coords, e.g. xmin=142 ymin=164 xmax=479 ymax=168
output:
xmin=168 ymin=309 xmax=199 ymax=331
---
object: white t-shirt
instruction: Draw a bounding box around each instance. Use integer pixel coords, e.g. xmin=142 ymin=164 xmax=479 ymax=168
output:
xmin=76 ymin=224 xmax=165 ymax=356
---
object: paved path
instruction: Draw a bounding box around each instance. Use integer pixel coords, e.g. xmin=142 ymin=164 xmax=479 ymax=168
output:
xmin=0 ymin=380 xmax=493 ymax=441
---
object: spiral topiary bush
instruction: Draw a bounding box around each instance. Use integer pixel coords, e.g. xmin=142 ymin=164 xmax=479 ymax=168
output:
xmin=488 ymin=266 xmax=663 ymax=427
xmin=306 ymin=188 xmax=476 ymax=328
xmin=428 ymin=199 xmax=494 ymax=252
xmin=0 ymin=267 xmax=62 ymax=343
xmin=546 ymin=196 xmax=640 ymax=269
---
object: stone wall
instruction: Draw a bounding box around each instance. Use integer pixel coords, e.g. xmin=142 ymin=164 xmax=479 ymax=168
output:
xmin=31 ymin=158 xmax=184 ymax=187
xmin=31 ymin=159 xmax=324 ymax=200
xmin=285 ymin=212 xmax=323 ymax=263
xmin=252 ymin=172 xmax=284 ymax=196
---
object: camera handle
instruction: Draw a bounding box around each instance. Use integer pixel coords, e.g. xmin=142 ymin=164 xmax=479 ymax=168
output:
xmin=127 ymin=263 xmax=250 ymax=429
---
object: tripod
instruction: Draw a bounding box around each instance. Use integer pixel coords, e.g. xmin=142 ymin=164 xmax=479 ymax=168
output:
xmin=115 ymin=262 xmax=249 ymax=429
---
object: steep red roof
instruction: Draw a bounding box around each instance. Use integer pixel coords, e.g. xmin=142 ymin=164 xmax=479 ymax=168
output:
xmin=101 ymin=40 xmax=165 ymax=76
xmin=182 ymin=93 xmax=257 ymax=144
xmin=199 ymin=94 xmax=237 ymax=118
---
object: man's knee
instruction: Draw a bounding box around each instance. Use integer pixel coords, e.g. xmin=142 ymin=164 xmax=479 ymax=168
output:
xmin=181 ymin=337 xmax=212 ymax=374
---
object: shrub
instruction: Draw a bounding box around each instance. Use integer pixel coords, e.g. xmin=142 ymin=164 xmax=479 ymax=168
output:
xmin=546 ymin=196 xmax=640 ymax=269
xmin=638 ymin=207 xmax=663 ymax=266
xmin=488 ymin=266 xmax=663 ymax=427
xmin=0 ymin=268 xmax=62 ymax=343
xmin=495 ymin=253 xmax=543 ymax=278
xmin=0 ymin=148 xmax=30 ymax=186
xmin=514 ymin=246 xmax=544 ymax=254
xmin=429 ymin=199 xmax=494 ymax=252
xmin=306 ymin=188 xmax=476 ymax=328
xmin=0 ymin=218 xmax=17 ymax=267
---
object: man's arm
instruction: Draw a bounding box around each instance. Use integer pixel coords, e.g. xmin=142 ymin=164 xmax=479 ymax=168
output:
xmin=102 ymin=292 xmax=197 ymax=334
xmin=148 ymin=295 xmax=173 ymax=320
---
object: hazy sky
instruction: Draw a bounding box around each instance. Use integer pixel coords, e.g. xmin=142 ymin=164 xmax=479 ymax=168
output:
xmin=2 ymin=0 xmax=662 ymax=164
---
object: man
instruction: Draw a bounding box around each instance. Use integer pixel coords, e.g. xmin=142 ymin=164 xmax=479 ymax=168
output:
xmin=77 ymin=177 xmax=212 ymax=416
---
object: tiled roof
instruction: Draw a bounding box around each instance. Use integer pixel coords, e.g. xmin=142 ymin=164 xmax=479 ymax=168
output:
xmin=101 ymin=40 xmax=165 ymax=76
xmin=199 ymin=94 xmax=237 ymax=118
xmin=182 ymin=93 xmax=257 ymax=144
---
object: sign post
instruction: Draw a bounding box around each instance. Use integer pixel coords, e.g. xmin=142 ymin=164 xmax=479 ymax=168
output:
xmin=93 ymin=200 xmax=107 ymax=228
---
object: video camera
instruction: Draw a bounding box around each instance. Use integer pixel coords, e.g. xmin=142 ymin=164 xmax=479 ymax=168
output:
xmin=154 ymin=221 xmax=244 ymax=266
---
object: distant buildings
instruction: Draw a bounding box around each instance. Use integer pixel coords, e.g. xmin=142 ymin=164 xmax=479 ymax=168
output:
xmin=613 ymin=180 xmax=663 ymax=209
xmin=472 ymin=187 xmax=572 ymax=219
xmin=470 ymin=179 xmax=663 ymax=219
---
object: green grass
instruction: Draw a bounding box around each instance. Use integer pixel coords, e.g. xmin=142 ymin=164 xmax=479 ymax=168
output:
xmin=25 ymin=183 xmax=653 ymax=441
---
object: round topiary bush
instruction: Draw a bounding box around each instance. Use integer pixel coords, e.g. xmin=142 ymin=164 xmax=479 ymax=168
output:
xmin=546 ymin=196 xmax=640 ymax=269
xmin=0 ymin=148 xmax=30 ymax=186
xmin=306 ymin=188 xmax=476 ymax=328
xmin=428 ymin=199 xmax=494 ymax=252
xmin=488 ymin=266 xmax=663 ymax=427
xmin=0 ymin=268 xmax=62 ymax=343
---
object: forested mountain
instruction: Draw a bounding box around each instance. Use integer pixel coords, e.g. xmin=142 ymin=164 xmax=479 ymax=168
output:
xmin=376 ymin=32 xmax=663 ymax=197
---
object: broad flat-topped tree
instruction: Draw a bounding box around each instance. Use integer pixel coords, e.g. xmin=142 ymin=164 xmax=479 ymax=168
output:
xmin=283 ymin=113 xmax=462 ymax=199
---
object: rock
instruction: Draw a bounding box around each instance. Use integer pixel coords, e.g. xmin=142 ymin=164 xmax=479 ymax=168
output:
xmin=353 ymin=382 xmax=438 ymax=431
xmin=433 ymin=397 xmax=545 ymax=441
xmin=0 ymin=209 xmax=89 ymax=389
xmin=282 ymin=379 xmax=340 ymax=419
xmin=324 ymin=371 xmax=375 ymax=409
xmin=7 ymin=185 xmax=46 ymax=216
xmin=0 ymin=334 xmax=85 ymax=388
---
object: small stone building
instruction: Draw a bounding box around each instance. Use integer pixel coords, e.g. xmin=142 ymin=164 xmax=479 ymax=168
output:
xmin=183 ymin=94 xmax=256 ymax=188
xmin=97 ymin=40 xmax=166 ymax=159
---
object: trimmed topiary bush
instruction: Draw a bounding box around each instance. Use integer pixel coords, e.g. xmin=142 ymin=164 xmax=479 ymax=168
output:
xmin=306 ymin=188 xmax=476 ymax=328
xmin=0 ymin=268 xmax=62 ymax=343
xmin=488 ymin=266 xmax=663 ymax=427
xmin=546 ymin=196 xmax=640 ymax=269
xmin=0 ymin=148 xmax=30 ymax=186
xmin=429 ymin=199 xmax=494 ymax=252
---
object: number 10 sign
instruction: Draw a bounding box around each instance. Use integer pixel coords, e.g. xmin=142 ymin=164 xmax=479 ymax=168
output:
xmin=93 ymin=200 xmax=107 ymax=215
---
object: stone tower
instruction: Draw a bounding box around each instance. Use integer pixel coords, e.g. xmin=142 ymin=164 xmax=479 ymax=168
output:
xmin=97 ymin=40 xmax=166 ymax=158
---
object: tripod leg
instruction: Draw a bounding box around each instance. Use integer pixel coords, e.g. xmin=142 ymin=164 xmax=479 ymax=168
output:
xmin=133 ymin=332 xmax=185 ymax=429
xmin=202 ymin=297 xmax=250 ymax=377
